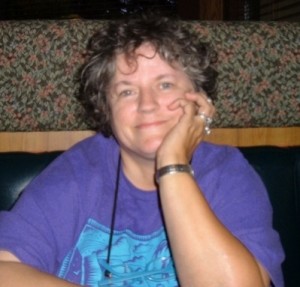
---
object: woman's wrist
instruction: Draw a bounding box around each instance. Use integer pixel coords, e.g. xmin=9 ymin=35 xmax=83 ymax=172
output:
xmin=156 ymin=164 xmax=194 ymax=183
xmin=156 ymin=151 xmax=189 ymax=169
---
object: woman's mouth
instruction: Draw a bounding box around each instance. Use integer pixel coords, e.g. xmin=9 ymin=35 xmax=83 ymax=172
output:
xmin=136 ymin=120 xmax=166 ymax=129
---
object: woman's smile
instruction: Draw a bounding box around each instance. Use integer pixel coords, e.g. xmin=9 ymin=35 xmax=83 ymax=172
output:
xmin=136 ymin=120 xmax=168 ymax=129
xmin=108 ymin=43 xmax=194 ymax=161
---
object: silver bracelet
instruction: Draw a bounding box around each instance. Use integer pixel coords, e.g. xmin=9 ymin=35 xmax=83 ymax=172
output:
xmin=156 ymin=164 xmax=194 ymax=183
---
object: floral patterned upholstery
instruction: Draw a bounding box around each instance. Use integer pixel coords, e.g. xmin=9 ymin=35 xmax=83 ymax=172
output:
xmin=0 ymin=19 xmax=299 ymax=131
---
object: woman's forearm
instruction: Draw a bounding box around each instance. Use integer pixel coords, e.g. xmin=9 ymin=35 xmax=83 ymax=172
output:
xmin=0 ymin=261 xmax=79 ymax=287
xmin=158 ymin=172 xmax=270 ymax=287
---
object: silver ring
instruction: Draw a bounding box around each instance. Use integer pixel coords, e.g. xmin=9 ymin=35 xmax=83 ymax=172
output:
xmin=198 ymin=112 xmax=213 ymax=125
xmin=206 ymin=97 xmax=213 ymax=104
xmin=204 ymin=126 xmax=212 ymax=135
xmin=205 ymin=115 xmax=213 ymax=125
xmin=198 ymin=112 xmax=213 ymax=135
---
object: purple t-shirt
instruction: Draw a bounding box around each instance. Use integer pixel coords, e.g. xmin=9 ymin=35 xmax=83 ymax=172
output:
xmin=0 ymin=134 xmax=284 ymax=286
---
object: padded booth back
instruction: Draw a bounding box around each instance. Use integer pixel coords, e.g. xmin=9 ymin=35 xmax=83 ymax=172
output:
xmin=240 ymin=147 xmax=300 ymax=287
xmin=0 ymin=152 xmax=61 ymax=210
xmin=0 ymin=20 xmax=299 ymax=132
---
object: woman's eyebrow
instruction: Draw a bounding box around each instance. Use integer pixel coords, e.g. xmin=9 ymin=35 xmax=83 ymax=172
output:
xmin=111 ymin=80 xmax=133 ymax=90
xmin=155 ymin=74 xmax=176 ymax=81
xmin=111 ymin=74 xmax=177 ymax=91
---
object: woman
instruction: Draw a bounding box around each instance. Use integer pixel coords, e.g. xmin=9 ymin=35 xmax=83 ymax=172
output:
xmin=0 ymin=14 xmax=284 ymax=287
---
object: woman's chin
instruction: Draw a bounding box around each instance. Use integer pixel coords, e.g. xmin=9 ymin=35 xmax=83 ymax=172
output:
xmin=138 ymin=139 xmax=163 ymax=160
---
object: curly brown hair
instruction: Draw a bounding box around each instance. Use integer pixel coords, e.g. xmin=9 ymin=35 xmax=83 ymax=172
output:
xmin=79 ymin=13 xmax=218 ymax=137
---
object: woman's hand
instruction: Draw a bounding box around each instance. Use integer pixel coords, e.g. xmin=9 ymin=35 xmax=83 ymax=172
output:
xmin=156 ymin=92 xmax=215 ymax=168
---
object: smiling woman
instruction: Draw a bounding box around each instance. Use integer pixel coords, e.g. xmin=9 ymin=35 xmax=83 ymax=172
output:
xmin=108 ymin=43 xmax=199 ymax=177
xmin=79 ymin=15 xmax=217 ymax=137
xmin=0 ymin=13 xmax=285 ymax=287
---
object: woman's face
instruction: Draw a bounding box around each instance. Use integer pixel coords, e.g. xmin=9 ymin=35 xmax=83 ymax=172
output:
xmin=108 ymin=43 xmax=194 ymax=163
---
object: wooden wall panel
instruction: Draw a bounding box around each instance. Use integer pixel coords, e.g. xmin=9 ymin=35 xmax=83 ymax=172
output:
xmin=199 ymin=0 xmax=223 ymax=20
xmin=260 ymin=0 xmax=300 ymax=21
xmin=178 ymin=0 xmax=223 ymax=20
xmin=0 ymin=127 xmax=299 ymax=152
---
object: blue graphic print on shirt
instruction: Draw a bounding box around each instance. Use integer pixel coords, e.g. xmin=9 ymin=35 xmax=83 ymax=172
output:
xmin=58 ymin=218 xmax=178 ymax=287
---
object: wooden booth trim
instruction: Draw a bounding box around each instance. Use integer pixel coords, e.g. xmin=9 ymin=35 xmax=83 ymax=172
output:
xmin=0 ymin=127 xmax=299 ymax=153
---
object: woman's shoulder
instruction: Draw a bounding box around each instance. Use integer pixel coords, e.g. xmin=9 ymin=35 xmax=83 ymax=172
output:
xmin=28 ymin=133 xmax=119 ymax=193
xmin=192 ymin=141 xmax=257 ymax=182
xmin=65 ymin=133 xmax=118 ymax=157
xmin=52 ymin=133 xmax=118 ymax=169
xmin=195 ymin=141 xmax=245 ymax=166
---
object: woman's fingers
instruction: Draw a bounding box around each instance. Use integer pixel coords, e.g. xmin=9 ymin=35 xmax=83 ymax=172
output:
xmin=185 ymin=92 xmax=215 ymax=119
xmin=186 ymin=92 xmax=215 ymax=135
xmin=158 ymin=93 xmax=214 ymax=164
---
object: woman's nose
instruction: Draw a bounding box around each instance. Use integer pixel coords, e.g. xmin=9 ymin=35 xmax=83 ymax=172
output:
xmin=137 ymin=88 xmax=159 ymax=113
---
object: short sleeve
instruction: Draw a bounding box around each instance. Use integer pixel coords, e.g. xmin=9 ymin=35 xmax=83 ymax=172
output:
xmin=0 ymin=152 xmax=83 ymax=273
xmin=194 ymin=144 xmax=285 ymax=287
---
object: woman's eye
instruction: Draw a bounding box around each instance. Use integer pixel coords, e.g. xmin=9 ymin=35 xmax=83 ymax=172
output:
xmin=160 ymin=82 xmax=173 ymax=90
xmin=119 ymin=90 xmax=133 ymax=97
